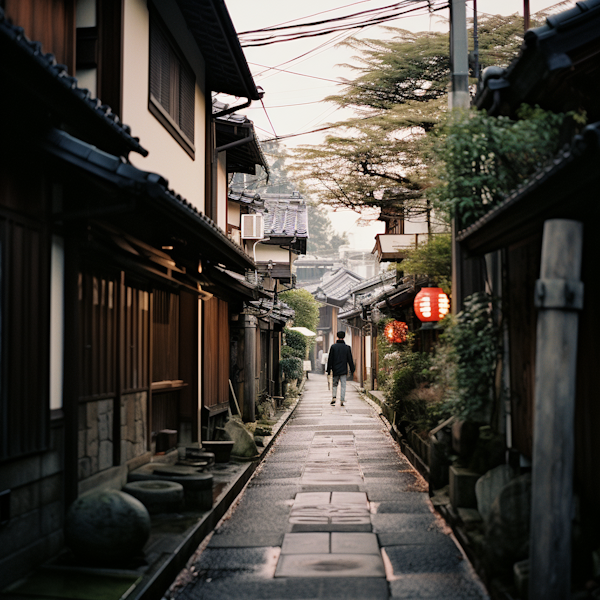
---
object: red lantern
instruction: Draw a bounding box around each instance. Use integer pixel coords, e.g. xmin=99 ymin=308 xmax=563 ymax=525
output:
xmin=413 ymin=287 xmax=450 ymax=322
xmin=384 ymin=320 xmax=408 ymax=343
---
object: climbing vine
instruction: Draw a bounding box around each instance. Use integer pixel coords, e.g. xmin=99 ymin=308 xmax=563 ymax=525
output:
xmin=441 ymin=292 xmax=500 ymax=420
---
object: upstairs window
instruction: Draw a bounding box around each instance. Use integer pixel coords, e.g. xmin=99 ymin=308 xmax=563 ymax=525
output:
xmin=149 ymin=13 xmax=195 ymax=158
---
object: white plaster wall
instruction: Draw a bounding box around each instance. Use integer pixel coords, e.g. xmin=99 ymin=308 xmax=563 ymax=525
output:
xmin=404 ymin=217 xmax=429 ymax=234
xmin=227 ymin=201 xmax=240 ymax=226
xmin=122 ymin=0 xmax=206 ymax=212
xmin=76 ymin=0 xmax=96 ymax=26
xmin=50 ymin=236 xmax=65 ymax=410
xmin=75 ymin=0 xmax=97 ymax=97
xmin=253 ymin=244 xmax=290 ymax=262
xmin=216 ymin=152 xmax=227 ymax=230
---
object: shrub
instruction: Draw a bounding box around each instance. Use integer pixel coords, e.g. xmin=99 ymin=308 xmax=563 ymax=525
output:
xmin=281 ymin=345 xmax=303 ymax=359
xmin=280 ymin=356 xmax=303 ymax=381
xmin=284 ymin=329 xmax=307 ymax=358
xmin=441 ymin=292 xmax=500 ymax=420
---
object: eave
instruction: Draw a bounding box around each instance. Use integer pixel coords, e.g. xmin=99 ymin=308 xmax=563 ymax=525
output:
xmin=175 ymin=0 xmax=260 ymax=100
xmin=0 ymin=8 xmax=147 ymax=158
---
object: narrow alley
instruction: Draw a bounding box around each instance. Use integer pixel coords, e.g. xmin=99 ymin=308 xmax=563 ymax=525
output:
xmin=169 ymin=375 xmax=489 ymax=600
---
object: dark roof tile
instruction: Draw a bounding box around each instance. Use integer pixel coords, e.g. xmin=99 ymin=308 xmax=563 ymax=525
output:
xmin=0 ymin=8 xmax=147 ymax=157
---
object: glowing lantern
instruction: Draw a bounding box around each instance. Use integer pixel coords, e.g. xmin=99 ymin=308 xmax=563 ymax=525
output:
xmin=413 ymin=287 xmax=450 ymax=322
xmin=384 ymin=320 xmax=408 ymax=343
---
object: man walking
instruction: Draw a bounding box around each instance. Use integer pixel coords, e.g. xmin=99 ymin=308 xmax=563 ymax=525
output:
xmin=326 ymin=331 xmax=355 ymax=406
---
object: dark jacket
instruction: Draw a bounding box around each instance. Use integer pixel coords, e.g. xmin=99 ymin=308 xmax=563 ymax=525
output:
xmin=326 ymin=340 xmax=355 ymax=376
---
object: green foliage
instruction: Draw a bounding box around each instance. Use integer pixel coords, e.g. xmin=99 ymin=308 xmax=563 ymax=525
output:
xmin=280 ymin=357 xmax=303 ymax=381
xmin=441 ymin=292 xmax=500 ymax=420
xmin=328 ymin=30 xmax=450 ymax=112
xmin=291 ymin=14 xmax=528 ymax=216
xmin=281 ymin=345 xmax=303 ymax=360
xmin=283 ymin=329 xmax=308 ymax=358
xmin=279 ymin=289 xmax=319 ymax=332
xmin=399 ymin=233 xmax=452 ymax=294
xmin=307 ymin=203 xmax=348 ymax=255
xmin=433 ymin=106 xmax=570 ymax=228
xmin=376 ymin=325 xmax=444 ymax=431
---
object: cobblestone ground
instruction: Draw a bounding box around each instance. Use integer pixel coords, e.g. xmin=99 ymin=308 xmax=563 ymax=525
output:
xmin=169 ymin=374 xmax=490 ymax=600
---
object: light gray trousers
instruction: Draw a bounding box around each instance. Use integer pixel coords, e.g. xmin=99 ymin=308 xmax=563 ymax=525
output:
xmin=332 ymin=374 xmax=347 ymax=402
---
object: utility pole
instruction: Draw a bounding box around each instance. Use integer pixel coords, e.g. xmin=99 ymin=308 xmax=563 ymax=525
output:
xmin=524 ymin=0 xmax=530 ymax=32
xmin=449 ymin=0 xmax=470 ymax=314
xmin=449 ymin=0 xmax=469 ymax=110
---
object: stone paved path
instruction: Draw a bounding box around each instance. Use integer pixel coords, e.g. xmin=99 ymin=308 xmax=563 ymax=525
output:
xmin=172 ymin=374 xmax=490 ymax=600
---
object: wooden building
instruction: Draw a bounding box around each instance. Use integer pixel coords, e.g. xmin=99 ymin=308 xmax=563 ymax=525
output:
xmin=0 ymin=0 xmax=266 ymax=587
xmin=457 ymin=0 xmax=600 ymax=592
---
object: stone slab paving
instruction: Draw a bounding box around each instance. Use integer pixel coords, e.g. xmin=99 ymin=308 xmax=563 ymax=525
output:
xmin=171 ymin=374 xmax=489 ymax=600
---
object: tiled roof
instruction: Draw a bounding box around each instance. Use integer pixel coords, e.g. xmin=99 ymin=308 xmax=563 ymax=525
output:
xmin=474 ymin=0 xmax=600 ymax=120
xmin=247 ymin=299 xmax=294 ymax=324
xmin=228 ymin=190 xmax=309 ymax=239
xmin=43 ymin=128 xmax=254 ymax=271
xmin=175 ymin=0 xmax=260 ymax=100
xmin=0 ymin=8 xmax=147 ymax=157
xmin=309 ymin=268 xmax=364 ymax=305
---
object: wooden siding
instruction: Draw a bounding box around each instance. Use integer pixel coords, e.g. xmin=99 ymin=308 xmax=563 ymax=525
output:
xmin=574 ymin=231 xmax=600 ymax=507
xmin=78 ymin=273 xmax=149 ymax=398
xmin=351 ymin=333 xmax=362 ymax=383
xmin=123 ymin=285 xmax=149 ymax=391
xmin=4 ymin=0 xmax=75 ymax=74
xmin=203 ymin=297 xmax=229 ymax=408
xmin=506 ymin=233 xmax=542 ymax=459
xmin=79 ymin=272 xmax=118 ymax=398
xmin=152 ymin=289 xmax=179 ymax=383
xmin=0 ymin=215 xmax=50 ymax=459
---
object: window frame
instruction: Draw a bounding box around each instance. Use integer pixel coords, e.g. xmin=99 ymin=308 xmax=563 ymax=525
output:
xmin=148 ymin=8 xmax=196 ymax=159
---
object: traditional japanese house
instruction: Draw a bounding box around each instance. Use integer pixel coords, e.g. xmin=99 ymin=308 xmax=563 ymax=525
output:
xmin=456 ymin=0 xmax=600 ymax=592
xmin=226 ymin=189 xmax=308 ymax=415
xmin=0 ymin=0 xmax=264 ymax=586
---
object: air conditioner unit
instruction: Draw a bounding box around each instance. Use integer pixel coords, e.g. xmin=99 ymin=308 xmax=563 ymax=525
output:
xmin=241 ymin=213 xmax=264 ymax=240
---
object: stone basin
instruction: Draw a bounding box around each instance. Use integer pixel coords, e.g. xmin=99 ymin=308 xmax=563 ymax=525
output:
xmin=128 ymin=463 xmax=213 ymax=510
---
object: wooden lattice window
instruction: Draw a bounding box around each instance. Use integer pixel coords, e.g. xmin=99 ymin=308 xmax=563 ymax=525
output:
xmin=149 ymin=11 xmax=195 ymax=157
xmin=152 ymin=289 xmax=179 ymax=383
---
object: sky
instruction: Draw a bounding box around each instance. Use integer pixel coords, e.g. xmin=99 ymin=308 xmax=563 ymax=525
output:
xmin=221 ymin=0 xmax=572 ymax=251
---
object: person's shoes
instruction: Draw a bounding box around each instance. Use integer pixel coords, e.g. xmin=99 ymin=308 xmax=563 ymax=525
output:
xmin=330 ymin=399 xmax=336 ymax=405
xmin=341 ymin=401 xmax=345 ymax=406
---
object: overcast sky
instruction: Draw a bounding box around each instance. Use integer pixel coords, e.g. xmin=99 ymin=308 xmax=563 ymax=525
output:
xmin=222 ymin=0 xmax=573 ymax=250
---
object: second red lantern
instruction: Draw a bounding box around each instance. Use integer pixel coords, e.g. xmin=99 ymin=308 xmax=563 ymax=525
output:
xmin=414 ymin=287 xmax=450 ymax=322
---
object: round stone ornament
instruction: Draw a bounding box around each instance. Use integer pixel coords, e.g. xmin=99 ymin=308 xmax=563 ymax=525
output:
xmin=65 ymin=489 xmax=151 ymax=562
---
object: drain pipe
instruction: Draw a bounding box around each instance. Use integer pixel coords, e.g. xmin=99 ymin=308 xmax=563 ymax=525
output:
xmin=529 ymin=219 xmax=584 ymax=600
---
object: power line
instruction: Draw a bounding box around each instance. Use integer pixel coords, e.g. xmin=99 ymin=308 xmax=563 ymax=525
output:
xmin=244 ymin=0 xmax=373 ymax=33
xmin=260 ymin=113 xmax=380 ymax=142
xmin=245 ymin=100 xmax=326 ymax=109
xmin=248 ymin=61 xmax=400 ymax=95
xmin=260 ymin=97 xmax=278 ymax=138
xmin=239 ymin=1 xmax=448 ymax=46
xmin=239 ymin=1 xmax=419 ymax=34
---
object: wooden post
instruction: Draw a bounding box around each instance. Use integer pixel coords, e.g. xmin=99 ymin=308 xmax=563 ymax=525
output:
xmin=529 ymin=219 xmax=584 ymax=600
xmin=242 ymin=314 xmax=257 ymax=422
